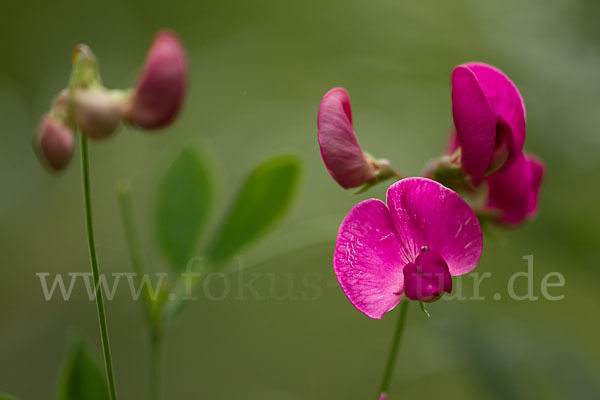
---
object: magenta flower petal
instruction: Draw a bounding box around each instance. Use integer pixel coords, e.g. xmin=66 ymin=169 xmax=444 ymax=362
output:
xmin=452 ymin=62 xmax=526 ymax=181
xmin=467 ymin=63 xmax=526 ymax=153
xmin=386 ymin=178 xmax=483 ymax=276
xmin=486 ymin=153 xmax=545 ymax=226
xmin=127 ymin=30 xmax=187 ymax=130
xmin=334 ymin=199 xmax=405 ymax=319
xmin=452 ymin=66 xmax=496 ymax=181
xmin=318 ymin=88 xmax=376 ymax=188
xmin=403 ymin=249 xmax=453 ymax=302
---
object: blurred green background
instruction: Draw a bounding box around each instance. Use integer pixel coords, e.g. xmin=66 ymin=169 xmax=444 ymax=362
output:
xmin=1 ymin=0 xmax=599 ymax=398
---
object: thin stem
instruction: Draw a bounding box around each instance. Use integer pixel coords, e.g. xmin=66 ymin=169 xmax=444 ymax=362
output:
xmin=377 ymin=298 xmax=409 ymax=400
xmin=117 ymin=181 xmax=164 ymax=400
xmin=117 ymin=181 xmax=155 ymax=326
xmin=150 ymin=333 xmax=163 ymax=400
xmin=80 ymin=134 xmax=118 ymax=400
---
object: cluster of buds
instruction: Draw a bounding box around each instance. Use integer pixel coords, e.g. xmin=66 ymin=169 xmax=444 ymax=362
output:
xmin=319 ymin=62 xmax=545 ymax=315
xmin=35 ymin=30 xmax=187 ymax=172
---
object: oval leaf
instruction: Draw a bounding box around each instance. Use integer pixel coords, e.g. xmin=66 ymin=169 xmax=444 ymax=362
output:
xmin=155 ymin=147 xmax=213 ymax=272
xmin=58 ymin=336 xmax=109 ymax=400
xmin=0 ymin=394 xmax=17 ymax=400
xmin=207 ymin=155 xmax=301 ymax=265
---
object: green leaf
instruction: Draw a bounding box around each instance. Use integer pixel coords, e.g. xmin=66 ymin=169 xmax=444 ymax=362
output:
xmin=0 ymin=394 xmax=18 ymax=400
xmin=57 ymin=336 xmax=109 ymax=400
xmin=155 ymin=147 xmax=213 ymax=272
xmin=207 ymin=155 xmax=301 ymax=265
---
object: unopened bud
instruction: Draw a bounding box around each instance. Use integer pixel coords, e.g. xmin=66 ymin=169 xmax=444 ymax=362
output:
xmin=36 ymin=115 xmax=74 ymax=172
xmin=73 ymin=89 xmax=123 ymax=140
xmin=317 ymin=88 xmax=376 ymax=189
xmin=71 ymin=44 xmax=100 ymax=90
xmin=125 ymin=30 xmax=187 ymax=130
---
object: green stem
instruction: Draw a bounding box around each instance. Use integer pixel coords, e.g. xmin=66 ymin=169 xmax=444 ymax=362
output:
xmin=117 ymin=181 xmax=164 ymax=400
xmin=117 ymin=181 xmax=155 ymax=325
xmin=150 ymin=333 xmax=163 ymax=400
xmin=80 ymin=134 xmax=118 ymax=400
xmin=377 ymin=299 xmax=409 ymax=399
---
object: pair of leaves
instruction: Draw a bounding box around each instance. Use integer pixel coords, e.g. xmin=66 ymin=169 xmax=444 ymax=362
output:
xmin=57 ymin=335 xmax=109 ymax=400
xmin=156 ymin=147 xmax=300 ymax=272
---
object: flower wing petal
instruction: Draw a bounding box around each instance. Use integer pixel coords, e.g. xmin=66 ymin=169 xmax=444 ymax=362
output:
xmin=486 ymin=153 xmax=545 ymax=225
xmin=334 ymin=199 xmax=405 ymax=319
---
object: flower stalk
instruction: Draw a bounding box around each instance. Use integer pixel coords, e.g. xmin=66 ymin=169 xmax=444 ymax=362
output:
xmin=117 ymin=181 xmax=165 ymax=399
xmin=80 ymin=134 xmax=118 ymax=399
xmin=150 ymin=332 xmax=163 ymax=400
xmin=377 ymin=299 xmax=409 ymax=400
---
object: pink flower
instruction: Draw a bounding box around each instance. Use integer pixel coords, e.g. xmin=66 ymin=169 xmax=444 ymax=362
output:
xmin=36 ymin=115 xmax=75 ymax=172
xmin=485 ymin=153 xmax=544 ymax=226
xmin=318 ymin=88 xmax=376 ymax=188
xmin=125 ymin=30 xmax=187 ymax=130
xmin=451 ymin=62 xmax=526 ymax=182
xmin=334 ymin=178 xmax=482 ymax=319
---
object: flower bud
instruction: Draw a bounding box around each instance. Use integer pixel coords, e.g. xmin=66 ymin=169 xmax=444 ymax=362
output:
xmin=36 ymin=115 xmax=75 ymax=172
xmin=73 ymin=89 xmax=123 ymax=139
xmin=70 ymin=44 xmax=101 ymax=90
xmin=317 ymin=88 xmax=376 ymax=188
xmin=403 ymin=249 xmax=453 ymax=302
xmin=125 ymin=30 xmax=187 ymax=130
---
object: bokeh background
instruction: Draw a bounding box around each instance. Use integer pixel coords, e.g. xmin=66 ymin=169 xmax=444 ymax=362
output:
xmin=1 ymin=0 xmax=599 ymax=398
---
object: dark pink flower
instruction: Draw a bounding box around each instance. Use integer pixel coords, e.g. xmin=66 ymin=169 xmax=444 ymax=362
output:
xmin=485 ymin=153 xmax=544 ymax=226
xmin=452 ymin=62 xmax=526 ymax=182
xmin=126 ymin=30 xmax=187 ymax=130
xmin=334 ymin=178 xmax=482 ymax=319
xmin=318 ymin=88 xmax=376 ymax=188
xmin=36 ymin=115 xmax=75 ymax=172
